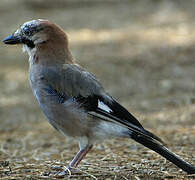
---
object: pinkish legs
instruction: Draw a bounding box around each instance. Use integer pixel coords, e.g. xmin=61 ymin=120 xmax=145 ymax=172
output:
xmin=55 ymin=144 xmax=93 ymax=177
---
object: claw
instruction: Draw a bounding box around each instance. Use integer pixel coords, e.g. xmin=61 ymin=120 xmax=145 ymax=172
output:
xmin=54 ymin=170 xmax=69 ymax=178
xmin=53 ymin=167 xmax=80 ymax=178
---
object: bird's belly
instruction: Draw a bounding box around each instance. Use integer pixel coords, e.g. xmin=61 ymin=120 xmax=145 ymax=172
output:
xmin=33 ymin=88 xmax=96 ymax=138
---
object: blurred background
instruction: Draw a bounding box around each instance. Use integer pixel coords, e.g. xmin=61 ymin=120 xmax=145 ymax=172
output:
xmin=0 ymin=0 xmax=194 ymax=179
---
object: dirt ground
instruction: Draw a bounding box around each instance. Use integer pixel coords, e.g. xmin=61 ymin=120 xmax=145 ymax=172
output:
xmin=0 ymin=0 xmax=195 ymax=179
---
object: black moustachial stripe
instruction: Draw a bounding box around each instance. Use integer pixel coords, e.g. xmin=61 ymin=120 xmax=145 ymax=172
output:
xmin=21 ymin=37 xmax=35 ymax=48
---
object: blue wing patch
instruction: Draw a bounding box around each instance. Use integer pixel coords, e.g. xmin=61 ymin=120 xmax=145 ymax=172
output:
xmin=44 ymin=85 xmax=69 ymax=104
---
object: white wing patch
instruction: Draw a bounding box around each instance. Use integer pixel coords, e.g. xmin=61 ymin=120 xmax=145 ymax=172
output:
xmin=98 ymin=100 xmax=112 ymax=113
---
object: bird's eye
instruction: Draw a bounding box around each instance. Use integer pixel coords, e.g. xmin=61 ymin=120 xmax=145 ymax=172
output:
xmin=23 ymin=27 xmax=32 ymax=36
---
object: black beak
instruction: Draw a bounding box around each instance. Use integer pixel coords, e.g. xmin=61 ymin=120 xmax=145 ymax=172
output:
xmin=3 ymin=35 xmax=22 ymax=45
xmin=3 ymin=34 xmax=35 ymax=48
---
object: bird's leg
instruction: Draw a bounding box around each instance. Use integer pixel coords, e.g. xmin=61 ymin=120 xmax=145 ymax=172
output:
xmin=55 ymin=144 xmax=93 ymax=177
xmin=69 ymin=144 xmax=93 ymax=168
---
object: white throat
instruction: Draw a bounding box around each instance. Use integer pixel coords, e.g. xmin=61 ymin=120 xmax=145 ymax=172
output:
xmin=23 ymin=45 xmax=37 ymax=63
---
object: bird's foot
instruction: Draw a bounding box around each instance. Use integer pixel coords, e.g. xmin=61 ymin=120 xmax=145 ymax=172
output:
xmin=50 ymin=166 xmax=80 ymax=178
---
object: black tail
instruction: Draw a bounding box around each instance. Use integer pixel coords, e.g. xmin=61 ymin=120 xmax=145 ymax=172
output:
xmin=131 ymin=132 xmax=195 ymax=174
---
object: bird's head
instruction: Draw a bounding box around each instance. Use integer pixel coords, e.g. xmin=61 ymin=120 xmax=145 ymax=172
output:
xmin=3 ymin=19 xmax=49 ymax=48
xmin=3 ymin=19 xmax=73 ymax=63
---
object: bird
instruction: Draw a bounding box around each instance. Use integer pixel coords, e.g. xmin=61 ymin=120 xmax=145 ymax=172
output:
xmin=3 ymin=19 xmax=195 ymax=177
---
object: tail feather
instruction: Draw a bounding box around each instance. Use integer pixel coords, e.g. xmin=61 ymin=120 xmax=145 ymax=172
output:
xmin=130 ymin=132 xmax=195 ymax=174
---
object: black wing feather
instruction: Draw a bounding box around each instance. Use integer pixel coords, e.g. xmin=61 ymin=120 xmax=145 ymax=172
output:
xmin=98 ymin=95 xmax=143 ymax=128
xmin=76 ymin=94 xmax=164 ymax=144
xmin=99 ymin=95 xmax=164 ymax=144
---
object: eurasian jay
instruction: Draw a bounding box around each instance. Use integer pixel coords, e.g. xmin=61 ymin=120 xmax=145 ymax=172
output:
xmin=3 ymin=19 xmax=195 ymax=177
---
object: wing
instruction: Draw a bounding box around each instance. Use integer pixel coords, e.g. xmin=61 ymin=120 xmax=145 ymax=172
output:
xmin=42 ymin=64 xmax=164 ymax=144
xmin=76 ymin=94 xmax=164 ymax=144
